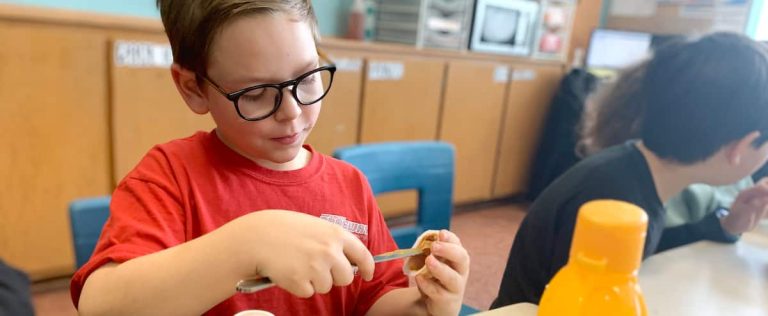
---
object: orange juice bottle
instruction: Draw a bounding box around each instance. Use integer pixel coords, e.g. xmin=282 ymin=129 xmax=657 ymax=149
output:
xmin=538 ymin=200 xmax=648 ymax=316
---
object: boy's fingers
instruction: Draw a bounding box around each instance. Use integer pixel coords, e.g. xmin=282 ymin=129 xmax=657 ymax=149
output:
xmin=431 ymin=241 xmax=470 ymax=276
xmin=415 ymin=274 xmax=445 ymax=298
xmin=756 ymin=200 xmax=768 ymax=218
xmin=761 ymin=201 xmax=768 ymax=217
xmin=312 ymin=272 xmax=334 ymax=294
xmin=737 ymin=184 xmax=768 ymax=202
xmin=426 ymin=255 xmax=462 ymax=293
xmin=439 ymin=229 xmax=463 ymax=246
xmin=738 ymin=196 xmax=768 ymax=218
xmin=287 ymin=280 xmax=315 ymax=298
xmin=342 ymin=232 xmax=375 ymax=281
xmin=330 ymin=255 xmax=355 ymax=286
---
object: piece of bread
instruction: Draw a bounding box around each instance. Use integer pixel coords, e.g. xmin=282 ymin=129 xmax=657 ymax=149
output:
xmin=403 ymin=230 xmax=440 ymax=277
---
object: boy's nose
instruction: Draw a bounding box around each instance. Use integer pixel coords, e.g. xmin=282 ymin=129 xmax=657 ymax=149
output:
xmin=273 ymin=89 xmax=302 ymax=122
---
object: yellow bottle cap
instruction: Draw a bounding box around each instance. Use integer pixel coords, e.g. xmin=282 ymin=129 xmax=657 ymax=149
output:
xmin=569 ymin=200 xmax=648 ymax=274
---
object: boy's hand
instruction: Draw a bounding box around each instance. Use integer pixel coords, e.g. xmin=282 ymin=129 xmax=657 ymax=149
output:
xmin=721 ymin=179 xmax=768 ymax=235
xmin=414 ymin=230 xmax=470 ymax=316
xmin=233 ymin=210 xmax=374 ymax=298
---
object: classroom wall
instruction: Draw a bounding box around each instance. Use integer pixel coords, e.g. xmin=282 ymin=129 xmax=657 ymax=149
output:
xmin=314 ymin=0 xmax=353 ymax=37
xmin=750 ymin=0 xmax=767 ymax=40
xmin=0 ymin=0 xmax=351 ymax=36
xmin=0 ymin=0 xmax=160 ymax=18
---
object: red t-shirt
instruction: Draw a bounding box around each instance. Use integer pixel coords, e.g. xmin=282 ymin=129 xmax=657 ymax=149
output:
xmin=70 ymin=130 xmax=408 ymax=315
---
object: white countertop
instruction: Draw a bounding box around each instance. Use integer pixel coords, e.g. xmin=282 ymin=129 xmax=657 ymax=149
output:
xmin=638 ymin=227 xmax=768 ymax=316
xmin=477 ymin=221 xmax=768 ymax=316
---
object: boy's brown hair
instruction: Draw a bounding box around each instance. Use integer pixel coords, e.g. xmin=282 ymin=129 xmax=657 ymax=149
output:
xmin=156 ymin=0 xmax=319 ymax=76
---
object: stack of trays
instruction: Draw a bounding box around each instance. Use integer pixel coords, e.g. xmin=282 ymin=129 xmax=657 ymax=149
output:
xmin=375 ymin=0 xmax=475 ymax=50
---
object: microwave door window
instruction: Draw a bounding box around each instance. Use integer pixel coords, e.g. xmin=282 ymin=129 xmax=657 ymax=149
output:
xmin=481 ymin=5 xmax=519 ymax=45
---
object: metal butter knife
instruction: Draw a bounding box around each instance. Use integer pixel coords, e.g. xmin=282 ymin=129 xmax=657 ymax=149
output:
xmin=235 ymin=247 xmax=424 ymax=293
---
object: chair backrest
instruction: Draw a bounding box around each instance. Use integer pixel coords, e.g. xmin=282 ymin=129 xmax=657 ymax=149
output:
xmin=69 ymin=196 xmax=111 ymax=269
xmin=333 ymin=141 xmax=454 ymax=248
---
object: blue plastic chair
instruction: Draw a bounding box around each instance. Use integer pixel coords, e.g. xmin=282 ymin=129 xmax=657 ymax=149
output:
xmin=332 ymin=141 xmax=454 ymax=249
xmin=334 ymin=142 xmax=479 ymax=314
xmin=69 ymin=196 xmax=111 ymax=269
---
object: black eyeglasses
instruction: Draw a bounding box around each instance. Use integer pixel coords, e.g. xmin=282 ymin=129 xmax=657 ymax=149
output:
xmin=201 ymin=52 xmax=336 ymax=121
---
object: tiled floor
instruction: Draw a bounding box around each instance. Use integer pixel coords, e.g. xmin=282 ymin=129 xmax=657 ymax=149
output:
xmin=31 ymin=278 xmax=76 ymax=316
xmin=31 ymin=203 xmax=527 ymax=315
xmin=451 ymin=204 xmax=527 ymax=310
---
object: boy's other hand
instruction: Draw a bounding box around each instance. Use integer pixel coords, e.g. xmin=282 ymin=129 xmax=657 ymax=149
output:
xmin=233 ymin=210 xmax=374 ymax=298
xmin=722 ymin=179 xmax=768 ymax=235
xmin=414 ymin=230 xmax=470 ymax=316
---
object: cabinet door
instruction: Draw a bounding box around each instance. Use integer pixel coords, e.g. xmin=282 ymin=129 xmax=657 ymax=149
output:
xmin=110 ymin=37 xmax=214 ymax=183
xmin=0 ymin=22 xmax=112 ymax=279
xmin=439 ymin=61 xmax=508 ymax=203
xmin=360 ymin=56 xmax=445 ymax=142
xmin=494 ymin=64 xmax=563 ymax=197
xmin=306 ymin=50 xmax=364 ymax=155
xmin=360 ymin=56 xmax=446 ymax=218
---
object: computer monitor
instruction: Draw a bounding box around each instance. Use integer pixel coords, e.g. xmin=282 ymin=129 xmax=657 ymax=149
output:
xmin=586 ymin=29 xmax=653 ymax=71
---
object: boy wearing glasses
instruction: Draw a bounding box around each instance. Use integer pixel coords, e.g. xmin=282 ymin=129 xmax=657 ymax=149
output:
xmin=70 ymin=1 xmax=469 ymax=315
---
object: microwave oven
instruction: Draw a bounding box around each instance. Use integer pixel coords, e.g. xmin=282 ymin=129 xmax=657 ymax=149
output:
xmin=469 ymin=0 xmax=540 ymax=56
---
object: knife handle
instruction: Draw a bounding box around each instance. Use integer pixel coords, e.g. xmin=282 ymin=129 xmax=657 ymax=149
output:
xmin=236 ymin=266 xmax=361 ymax=293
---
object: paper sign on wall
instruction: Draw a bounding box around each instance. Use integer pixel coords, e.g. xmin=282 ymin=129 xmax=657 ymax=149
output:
xmin=611 ymin=0 xmax=657 ymax=17
xmin=494 ymin=66 xmax=510 ymax=83
xmin=114 ymin=41 xmax=173 ymax=68
xmin=368 ymin=62 xmax=405 ymax=81
xmin=334 ymin=58 xmax=363 ymax=72
xmin=512 ymin=69 xmax=537 ymax=81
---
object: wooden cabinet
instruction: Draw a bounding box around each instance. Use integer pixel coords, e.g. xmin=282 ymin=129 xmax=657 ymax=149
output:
xmin=494 ymin=64 xmax=563 ymax=197
xmin=439 ymin=60 xmax=508 ymax=203
xmin=110 ymin=37 xmax=214 ymax=183
xmin=0 ymin=21 xmax=112 ymax=279
xmin=359 ymin=56 xmax=446 ymax=218
xmin=360 ymin=56 xmax=445 ymax=142
xmin=305 ymin=50 xmax=364 ymax=155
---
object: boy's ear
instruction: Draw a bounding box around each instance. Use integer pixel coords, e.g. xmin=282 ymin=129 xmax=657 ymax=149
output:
xmin=170 ymin=63 xmax=210 ymax=115
xmin=725 ymin=131 xmax=763 ymax=165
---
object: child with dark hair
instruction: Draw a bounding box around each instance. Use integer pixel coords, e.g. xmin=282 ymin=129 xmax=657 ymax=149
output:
xmin=493 ymin=32 xmax=768 ymax=308
xmin=578 ymin=58 xmax=756 ymax=229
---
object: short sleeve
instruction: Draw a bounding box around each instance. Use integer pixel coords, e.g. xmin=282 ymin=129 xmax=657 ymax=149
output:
xmin=70 ymin=149 xmax=186 ymax=308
